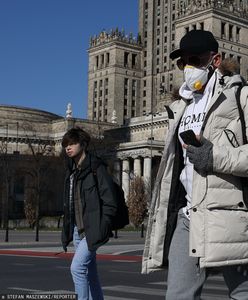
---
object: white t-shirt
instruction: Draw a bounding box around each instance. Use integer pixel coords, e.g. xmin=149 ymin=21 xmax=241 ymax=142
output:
xmin=178 ymin=72 xmax=217 ymax=218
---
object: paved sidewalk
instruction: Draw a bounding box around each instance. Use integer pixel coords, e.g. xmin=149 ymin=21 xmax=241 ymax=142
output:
xmin=0 ymin=230 xmax=145 ymax=261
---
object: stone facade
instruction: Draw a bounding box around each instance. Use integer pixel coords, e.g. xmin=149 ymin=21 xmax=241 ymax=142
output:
xmin=0 ymin=105 xmax=167 ymax=226
xmin=173 ymin=0 xmax=248 ymax=87
xmin=0 ymin=105 xmax=118 ymax=227
xmin=88 ymin=0 xmax=248 ymax=124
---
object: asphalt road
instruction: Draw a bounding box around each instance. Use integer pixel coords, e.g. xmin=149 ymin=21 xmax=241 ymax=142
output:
xmin=0 ymin=230 xmax=230 ymax=299
xmin=0 ymin=253 xmax=230 ymax=299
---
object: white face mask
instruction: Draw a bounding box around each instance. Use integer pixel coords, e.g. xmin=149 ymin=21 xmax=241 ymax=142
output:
xmin=184 ymin=65 xmax=210 ymax=91
xmin=183 ymin=58 xmax=214 ymax=91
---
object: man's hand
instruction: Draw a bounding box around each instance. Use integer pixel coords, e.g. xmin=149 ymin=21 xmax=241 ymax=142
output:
xmin=184 ymin=136 xmax=213 ymax=173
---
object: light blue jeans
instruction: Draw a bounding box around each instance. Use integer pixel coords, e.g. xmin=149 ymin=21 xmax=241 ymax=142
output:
xmin=71 ymin=226 xmax=104 ymax=300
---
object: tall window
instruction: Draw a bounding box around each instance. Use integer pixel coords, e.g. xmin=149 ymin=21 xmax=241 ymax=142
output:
xmin=14 ymin=177 xmax=24 ymax=213
xmin=221 ymin=22 xmax=226 ymax=38
xmin=101 ymin=54 xmax=104 ymax=67
xmin=236 ymin=27 xmax=241 ymax=42
xmin=132 ymin=54 xmax=137 ymax=68
xmin=95 ymin=56 xmax=99 ymax=68
xmin=106 ymin=52 xmax=110 ymax=65
xmin=124 ymin=52 xmax=129 ymax=67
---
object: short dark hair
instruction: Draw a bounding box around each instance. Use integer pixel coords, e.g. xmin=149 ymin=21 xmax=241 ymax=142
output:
xmin=61 ymin=127 xmax=91 ymax=150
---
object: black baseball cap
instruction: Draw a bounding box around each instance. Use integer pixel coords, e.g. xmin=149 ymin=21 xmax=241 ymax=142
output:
xmin=170 ymin=30 xmax=219 ymax=60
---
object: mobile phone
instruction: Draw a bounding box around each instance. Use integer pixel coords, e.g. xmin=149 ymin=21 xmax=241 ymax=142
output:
xmin=179 ymin=130 xmax=201 ymax=147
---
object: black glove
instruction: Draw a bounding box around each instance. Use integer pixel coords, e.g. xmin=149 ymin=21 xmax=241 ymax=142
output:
xmin=186 ymin=136 xmax=213 ymax=173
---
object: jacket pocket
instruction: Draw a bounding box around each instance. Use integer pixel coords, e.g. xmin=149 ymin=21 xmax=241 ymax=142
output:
xmin=99 ymin=216 xmax=111 ymax=242
xmin=224 ymin=129 xmax=240 ymax=148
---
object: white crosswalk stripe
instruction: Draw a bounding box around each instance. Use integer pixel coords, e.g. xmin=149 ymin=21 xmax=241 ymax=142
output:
xmin=8 ymin=287 xmax=75 ymax=294
xmin=103 ymin=274 xmax=229 ymax=300
xmin=105 ymin=297 xmax=139 ymax=300
xmin=8 ymin=274 xmax=229 ymax=299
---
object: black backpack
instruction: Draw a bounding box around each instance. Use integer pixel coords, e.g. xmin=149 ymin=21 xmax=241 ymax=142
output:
xmin=91 ymin=161 xmax=129 ymax=230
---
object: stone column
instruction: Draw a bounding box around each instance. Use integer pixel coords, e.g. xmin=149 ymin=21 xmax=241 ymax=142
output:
xmin=233 ymin=25 xmax=237 ymax=42
xmin=143 ymin=156 xmax=152 ymax=185
xmin=133 ymin=157 xmax=142 ymax=177
xmin=122 ymin=159 xmax=130 ymax=200
xmin=225 ymin=22 xmax=228 ymax=40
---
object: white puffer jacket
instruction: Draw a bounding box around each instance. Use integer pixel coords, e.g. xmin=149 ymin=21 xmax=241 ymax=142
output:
xmin=142 ymin=70 xmax=248 ymax=274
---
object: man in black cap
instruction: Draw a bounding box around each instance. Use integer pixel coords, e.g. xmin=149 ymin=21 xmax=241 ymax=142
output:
xmin=142 ymin=30 xmax=248 ymax=299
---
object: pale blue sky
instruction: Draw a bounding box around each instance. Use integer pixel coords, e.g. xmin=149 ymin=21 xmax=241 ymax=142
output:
xmin=0 ymin=0 xmax=138 ymax=118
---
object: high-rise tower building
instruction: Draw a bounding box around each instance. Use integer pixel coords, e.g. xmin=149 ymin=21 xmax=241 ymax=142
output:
xmin=87 ymin=29 xmax=142 ymax=125
xmin=88 ymin=0 xmax=248 ymax=124
xmin=139 ymin=0 xmax=248 ymax=111
xmin=139 ymin=0 xmax=177 ymax=115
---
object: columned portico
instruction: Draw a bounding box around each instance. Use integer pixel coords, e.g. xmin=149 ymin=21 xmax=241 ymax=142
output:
xmin=113 ymin=159 xmax=121 ymax=185
xmin=133 ymin=157 xmax=142 ymax=176
xmin=122 ymin=159 xmax=130 ymax=200
xmin=143 ymin=156 xmax=152 ymax=184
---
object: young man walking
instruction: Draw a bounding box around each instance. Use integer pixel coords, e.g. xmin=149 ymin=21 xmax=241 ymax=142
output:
xmin=61 ymin=127 xmax=117 ymax=300
xmin=142 ymin=30 xmax=248 ymax=299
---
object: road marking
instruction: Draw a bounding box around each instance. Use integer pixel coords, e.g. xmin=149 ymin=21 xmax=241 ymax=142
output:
xmin=105 ymin=296 xmax=139 ymax=300
xmin=103 ymin=285 xmax=165 ymax=296
xmin=103 ymin=281 xmax=229 ymax=299
xmin=0 ymin=249 xmax=142 ymax=261
xmin=8 ymin=287 xmax=75 ymax=293
xmin=8 ymin=287 xmax=42 ymax=292
xmin=110 ymin=270 xmax=140 ymax=274
xmin=1 ymin=254 xmax=56 ymax=259
xmin=12 ymin=263 xmax=34 ymax=267
xmin=112 ymin=260 xmax=136 ymax=263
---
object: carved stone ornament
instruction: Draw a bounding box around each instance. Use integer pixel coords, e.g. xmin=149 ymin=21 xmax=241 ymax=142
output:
xmin=117 ymin=149 xmax=150 ymax=160
xmin=66 ymin=102 xmax=73 ymax=119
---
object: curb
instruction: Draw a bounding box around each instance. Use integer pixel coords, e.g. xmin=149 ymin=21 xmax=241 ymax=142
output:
xmin=0 ymin=249 xmax=142 ymax=262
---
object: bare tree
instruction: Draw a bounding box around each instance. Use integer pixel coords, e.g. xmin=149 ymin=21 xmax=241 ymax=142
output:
xmin=22 ymin=123 xmax=55 ymax=241
xmin=127 ymin=176 xmax=148 ymax=229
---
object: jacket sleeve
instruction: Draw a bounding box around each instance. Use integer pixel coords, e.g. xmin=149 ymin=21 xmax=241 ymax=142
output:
xmin=213 ymin=87 xmax=248 ymax=177
xmin=213 ymin=144 xmax=248 ymax=177
xmin=96 ymin=164 xmax=117 ymax=220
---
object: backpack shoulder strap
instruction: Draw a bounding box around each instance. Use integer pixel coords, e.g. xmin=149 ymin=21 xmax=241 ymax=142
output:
xmin=90 ymin=158 xmax=107 ymax=187
xmin=235 ymin=84 xmax=248 ymax=145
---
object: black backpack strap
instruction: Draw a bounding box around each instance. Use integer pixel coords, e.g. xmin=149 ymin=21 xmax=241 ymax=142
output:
xmin=91 ymin=159 xmax=107 ymax=190
xmin=235 ymin=84 xmax=248 ymax=145
xmin=91 ymin=160 xmax=101 ymax=185
xmin=165 ymin=105 xmax=174 ymax=119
